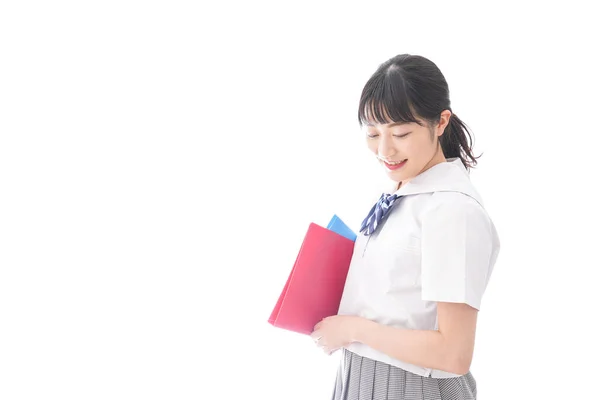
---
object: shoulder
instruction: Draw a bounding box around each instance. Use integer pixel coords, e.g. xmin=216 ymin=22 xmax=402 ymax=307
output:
xmin=418 ymin=190 xmax=500 ymax=256
xmin=421 ymin=191 xmax=494 ymax=231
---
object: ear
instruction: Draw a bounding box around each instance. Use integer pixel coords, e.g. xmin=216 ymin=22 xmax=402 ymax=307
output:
xmin=436 ymin=110 xmax=452 ymax=136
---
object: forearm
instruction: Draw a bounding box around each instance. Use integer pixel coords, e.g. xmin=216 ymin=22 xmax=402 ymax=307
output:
xmin=353 ymin=319 xmax=468 ymax=375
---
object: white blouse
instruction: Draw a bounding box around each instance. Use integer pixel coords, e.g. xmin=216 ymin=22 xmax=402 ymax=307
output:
xmin=337 ymin=158 xmax=501 ymax=379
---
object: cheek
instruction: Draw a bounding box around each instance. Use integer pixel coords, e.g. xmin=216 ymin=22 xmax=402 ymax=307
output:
xmin=366 ymin=140 xmax=378 ymax=154
xmin=407 ymin=136 xmax=434 ymax=159
xmin=402 ymin=140 xmax=419 ymax=158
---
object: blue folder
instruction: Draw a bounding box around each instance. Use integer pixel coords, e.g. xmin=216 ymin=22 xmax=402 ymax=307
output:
xmin=326 ymin=214 xmax=357 ymax=242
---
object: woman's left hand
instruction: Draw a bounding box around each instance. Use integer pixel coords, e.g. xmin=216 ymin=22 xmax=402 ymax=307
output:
xmin=310 ymin=315 xmax=367 ymax=355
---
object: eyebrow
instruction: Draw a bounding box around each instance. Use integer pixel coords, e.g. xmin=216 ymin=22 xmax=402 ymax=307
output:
xmin=387 ymin=121 xmax=409 ymax=127
xmin=366 ymin=121 xmax=410 ymax=127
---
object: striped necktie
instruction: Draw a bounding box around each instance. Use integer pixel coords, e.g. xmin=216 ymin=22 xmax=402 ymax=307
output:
xmin=359 ymin=193 xmax=401 ymax=236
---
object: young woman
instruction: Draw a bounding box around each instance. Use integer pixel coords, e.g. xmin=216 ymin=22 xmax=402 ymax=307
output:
xmin=310 ymin=54 xmax=500 ymax=400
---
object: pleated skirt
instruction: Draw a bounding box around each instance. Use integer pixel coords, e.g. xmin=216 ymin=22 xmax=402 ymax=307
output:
xmin=331 ymin=349 xmax=477 ymax=400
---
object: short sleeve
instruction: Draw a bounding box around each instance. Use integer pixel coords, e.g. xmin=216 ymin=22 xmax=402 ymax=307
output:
xmin=420 ymin=193 xmax=498 ymax=310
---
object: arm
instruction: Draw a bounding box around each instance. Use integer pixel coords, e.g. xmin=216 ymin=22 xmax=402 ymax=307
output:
xmin=353 ymin=302 xmax=478 ymax=375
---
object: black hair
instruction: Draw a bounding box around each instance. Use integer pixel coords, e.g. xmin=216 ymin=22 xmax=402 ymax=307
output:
xmin=358 ymin=54 xmax=479 ymax=169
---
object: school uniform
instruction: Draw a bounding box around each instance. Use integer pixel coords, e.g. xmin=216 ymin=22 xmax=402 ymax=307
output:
xmin=332 ymin=157 xmax=501 ymax=400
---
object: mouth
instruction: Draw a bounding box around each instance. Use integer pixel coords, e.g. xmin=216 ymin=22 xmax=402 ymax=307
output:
xmin=382 ymin=159 xmax=407 ymax=170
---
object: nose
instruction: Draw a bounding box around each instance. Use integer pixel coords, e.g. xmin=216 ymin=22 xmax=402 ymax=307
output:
xmin=377 ymin=135 xmax=396 ymax=159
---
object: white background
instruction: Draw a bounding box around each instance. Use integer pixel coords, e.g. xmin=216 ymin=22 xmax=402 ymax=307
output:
xmin=1 ymin=1 xmax=599 ymax=399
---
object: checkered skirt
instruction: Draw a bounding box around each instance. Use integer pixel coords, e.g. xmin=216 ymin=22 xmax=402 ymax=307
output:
xmin=331 ymin=349 xmax=477 ymax=400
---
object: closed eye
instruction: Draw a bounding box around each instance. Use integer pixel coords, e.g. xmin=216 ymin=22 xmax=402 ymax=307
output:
xmin=366 ymin=132 xmax=411 ymax=139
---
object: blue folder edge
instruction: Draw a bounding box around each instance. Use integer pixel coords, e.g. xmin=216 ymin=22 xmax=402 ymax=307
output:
xmin=326 ymin=214 xmax=357 ymax=242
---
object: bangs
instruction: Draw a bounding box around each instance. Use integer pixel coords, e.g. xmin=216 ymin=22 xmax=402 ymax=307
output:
xmin=358 ymin=67 xmax=424 ymax=127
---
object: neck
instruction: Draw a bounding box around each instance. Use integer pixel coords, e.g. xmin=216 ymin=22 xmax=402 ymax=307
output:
xmin=423 ymin=143 xmax=447 ymax=172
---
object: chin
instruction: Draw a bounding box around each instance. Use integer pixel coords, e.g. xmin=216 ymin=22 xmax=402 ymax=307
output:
xmin=387 ymin=170 xmax=406 ymax=180
xmin=388 ymin=169 xmax=412 ymax=186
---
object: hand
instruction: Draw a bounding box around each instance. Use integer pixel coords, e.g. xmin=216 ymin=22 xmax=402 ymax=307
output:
xmin=310 ymin=315 xmax=366 ymax=355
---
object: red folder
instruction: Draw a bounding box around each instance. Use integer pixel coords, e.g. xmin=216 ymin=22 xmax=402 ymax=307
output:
xmin=268 ymin=222 xmax=355 ymax=335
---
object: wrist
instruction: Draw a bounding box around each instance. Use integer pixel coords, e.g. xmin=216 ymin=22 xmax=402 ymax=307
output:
xmin=351 ymin=317 xmax=377 ymax=344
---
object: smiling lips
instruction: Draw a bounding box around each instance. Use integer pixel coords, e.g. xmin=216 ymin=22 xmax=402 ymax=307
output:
xmin=382 ymin=159 xmax=407 ymax=170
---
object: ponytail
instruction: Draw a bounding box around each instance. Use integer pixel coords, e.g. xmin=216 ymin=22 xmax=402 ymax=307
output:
xmin=439 ymin=113 xmax=480 ymax=170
